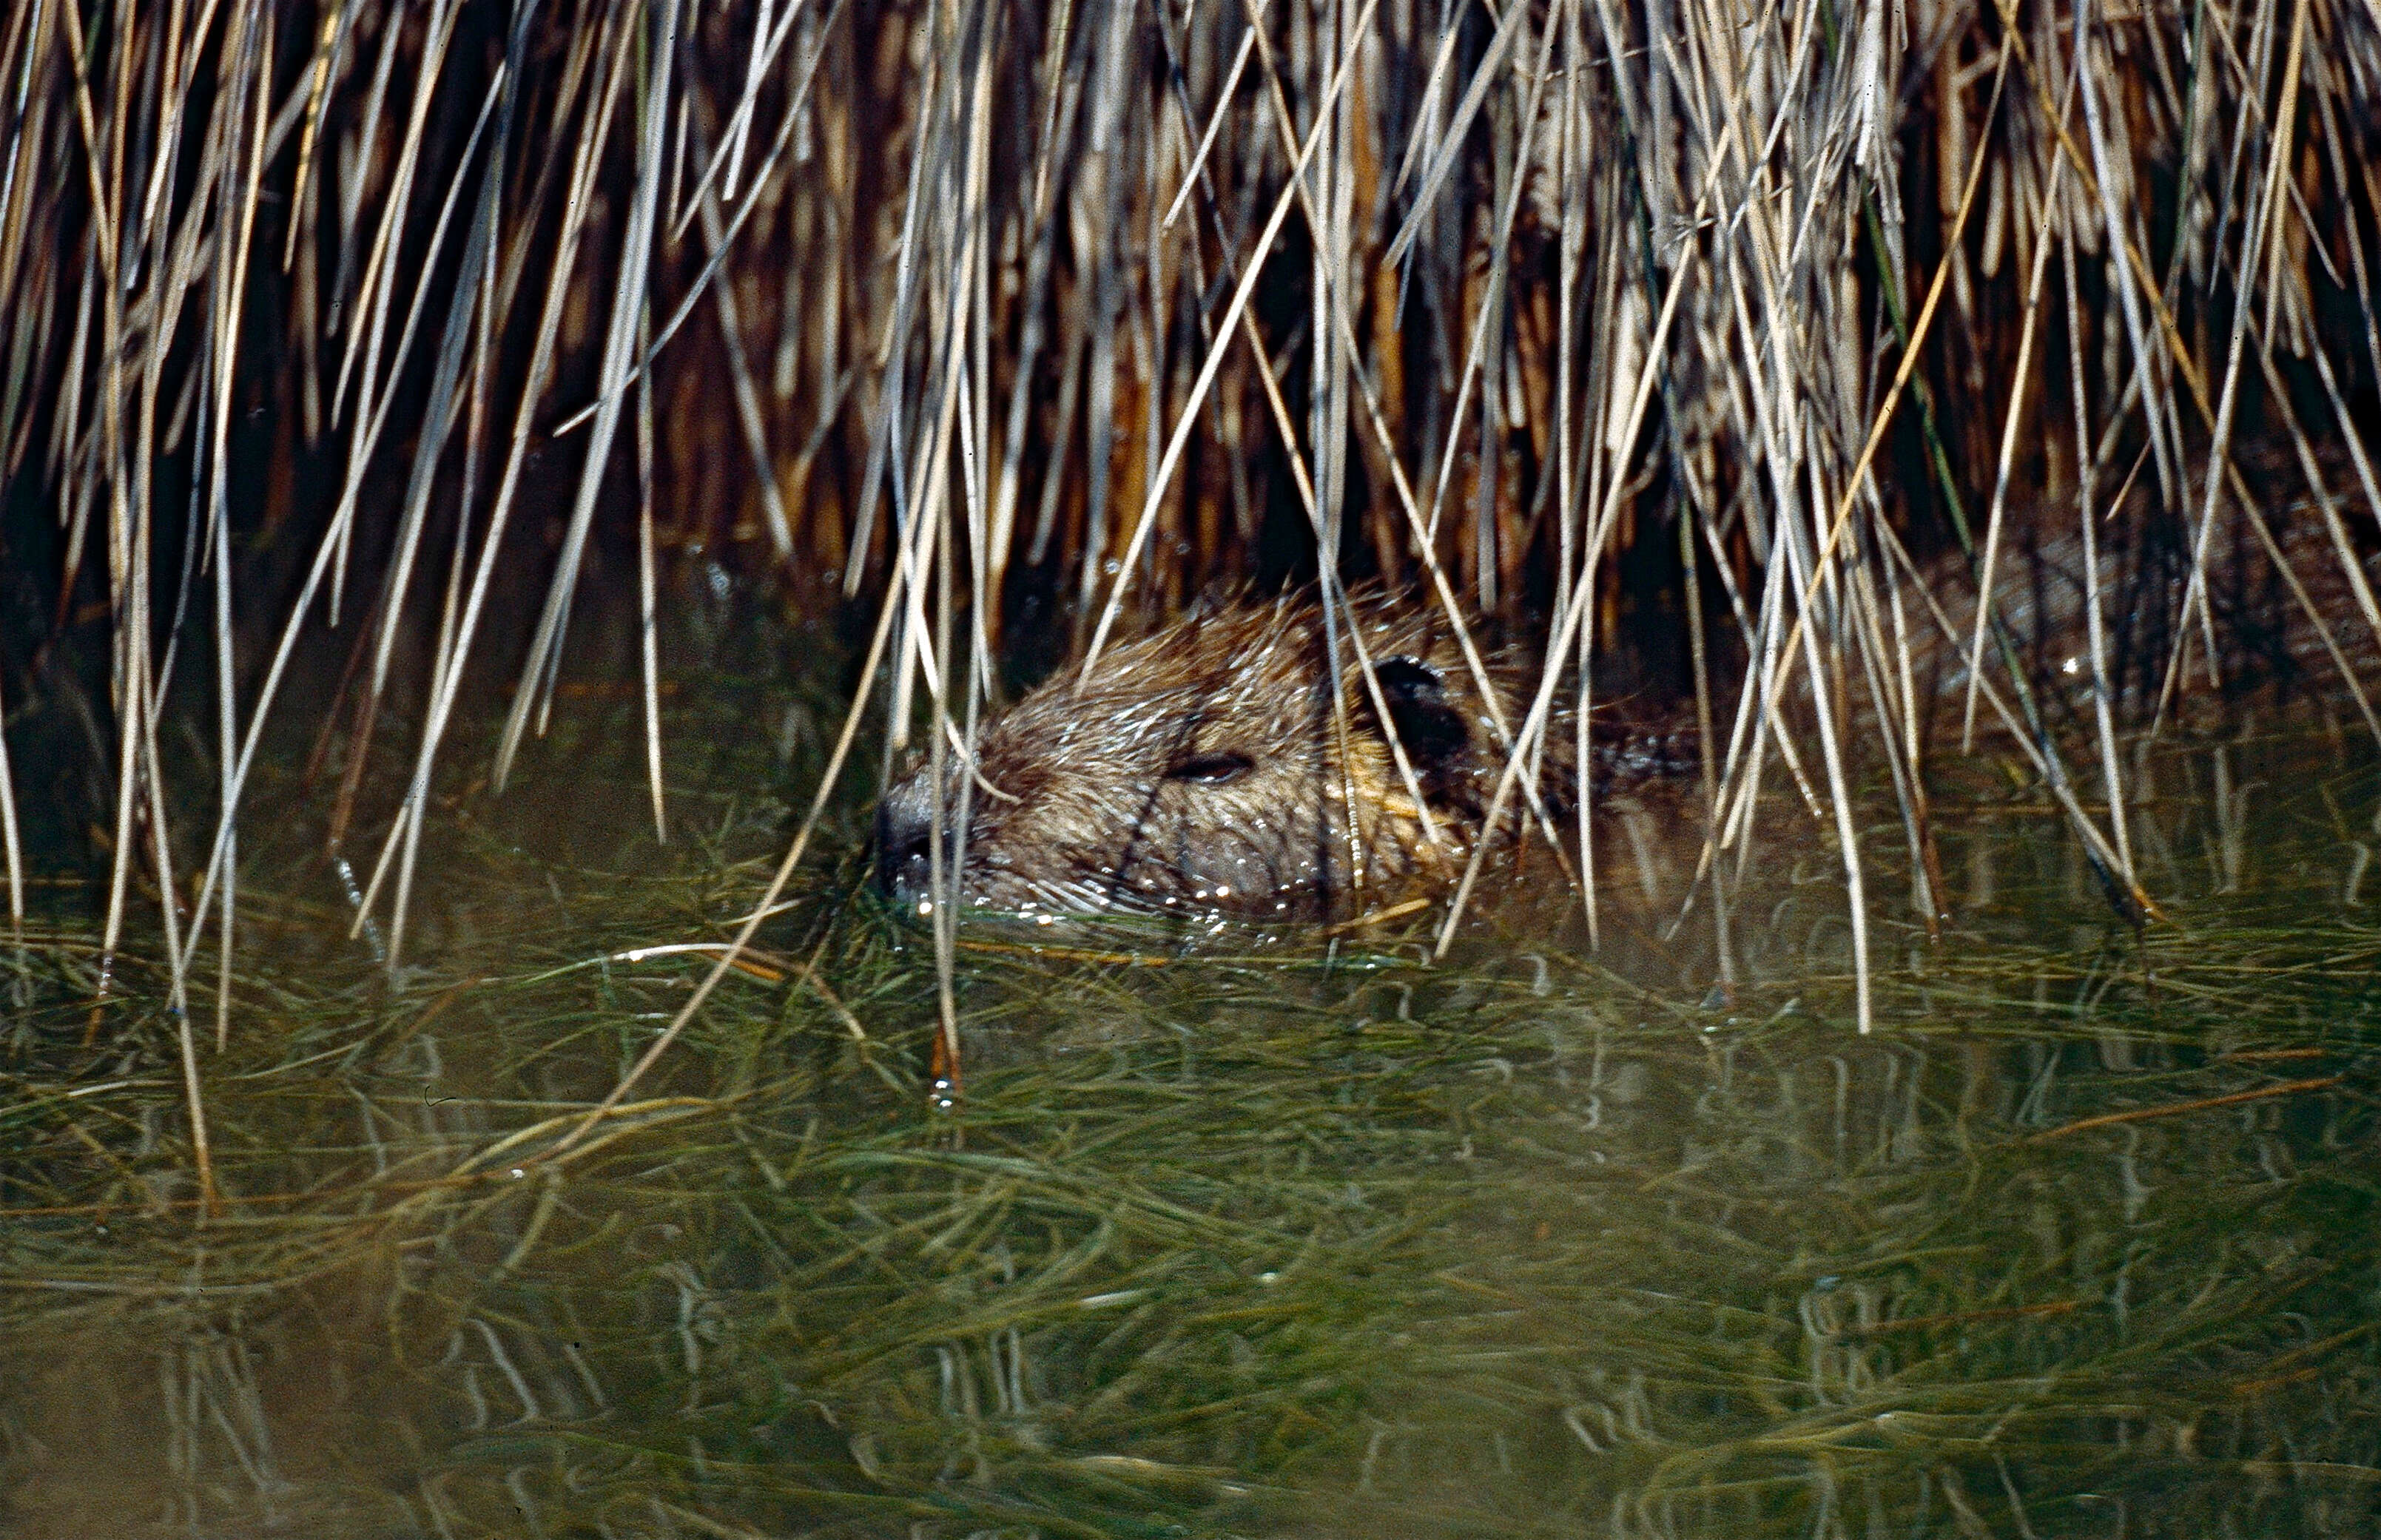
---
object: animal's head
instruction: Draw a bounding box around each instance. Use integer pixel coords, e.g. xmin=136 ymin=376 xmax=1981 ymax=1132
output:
xmin=874 ymin=598 xmax=1503 ymax=922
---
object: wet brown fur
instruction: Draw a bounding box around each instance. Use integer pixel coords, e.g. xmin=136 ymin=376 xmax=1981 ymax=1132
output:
xmin=878 ymin=472 xmax=2379 ymax=925
xmin=875 ymin=595 xmax=1691 ymax=921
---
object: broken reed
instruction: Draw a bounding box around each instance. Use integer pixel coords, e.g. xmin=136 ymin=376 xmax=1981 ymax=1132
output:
xmin=1 ymin=0 xmax=2378 ymax=1033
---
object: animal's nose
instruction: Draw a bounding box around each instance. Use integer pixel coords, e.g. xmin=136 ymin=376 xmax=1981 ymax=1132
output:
xmin=872 ymin=780 xmax=939 ymax=904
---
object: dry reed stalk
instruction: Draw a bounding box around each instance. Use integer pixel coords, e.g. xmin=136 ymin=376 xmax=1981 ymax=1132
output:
xmin=0 ymin=0 xmax=2371 ymax=1094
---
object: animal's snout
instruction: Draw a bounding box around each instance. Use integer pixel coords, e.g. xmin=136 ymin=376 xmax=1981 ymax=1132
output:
xmin=872 ymin=777 xmax=946 ymax=907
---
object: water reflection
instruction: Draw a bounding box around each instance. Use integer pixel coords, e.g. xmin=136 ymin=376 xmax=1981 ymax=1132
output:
xmin=4 ymin=732 xmax=2379 ymax=1538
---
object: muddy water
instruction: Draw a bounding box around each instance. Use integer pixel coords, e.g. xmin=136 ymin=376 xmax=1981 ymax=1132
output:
xmin=4 ymin=715 xmax=2379 ymax=1538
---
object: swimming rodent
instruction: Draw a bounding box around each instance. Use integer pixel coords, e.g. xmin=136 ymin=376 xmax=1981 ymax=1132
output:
xmin=875 ymin=486 xmax=2380 ymax=923
xmin=872 ymin=593 xmax=1691 ymax=921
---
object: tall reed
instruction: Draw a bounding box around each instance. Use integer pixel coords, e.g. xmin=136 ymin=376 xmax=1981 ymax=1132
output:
xmin=1 ymin=0 xmax=2376 ymax=1122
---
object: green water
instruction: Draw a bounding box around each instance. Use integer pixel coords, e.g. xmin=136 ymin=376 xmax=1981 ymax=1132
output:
xmin=4 ymin=713 xmax=2379 ymax=1537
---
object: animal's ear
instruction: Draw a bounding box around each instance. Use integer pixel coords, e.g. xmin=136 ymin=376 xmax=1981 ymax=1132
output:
xmin=1364 ymin=655 xmax=1471 ymax=775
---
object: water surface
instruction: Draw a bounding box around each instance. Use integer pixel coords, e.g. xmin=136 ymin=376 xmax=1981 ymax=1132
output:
xmin=4 ymin=709 xmax=2378 ymax=1538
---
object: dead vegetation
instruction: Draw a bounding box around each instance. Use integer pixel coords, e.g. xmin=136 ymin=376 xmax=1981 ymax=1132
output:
xmin=1 ymin=0 xmax=2377 ymax=1115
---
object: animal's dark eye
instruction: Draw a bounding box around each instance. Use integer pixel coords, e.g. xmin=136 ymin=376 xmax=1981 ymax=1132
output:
xmin=1165 ymin=751 xmax=1255 ymax=785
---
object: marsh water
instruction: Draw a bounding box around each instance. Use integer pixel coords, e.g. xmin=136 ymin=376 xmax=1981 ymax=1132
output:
xmin=5 ymin=629 xmax=2380 ymax=1539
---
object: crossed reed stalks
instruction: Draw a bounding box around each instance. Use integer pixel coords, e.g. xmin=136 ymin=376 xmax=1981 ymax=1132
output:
xmin=2 ymin=0 xmax=2377 ymax=1191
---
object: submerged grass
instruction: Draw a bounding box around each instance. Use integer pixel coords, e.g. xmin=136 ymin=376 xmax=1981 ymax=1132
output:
xmin=4 ymin=0 xmax=2378 ymax=1527
xmin=4 ymin=726 xmax=2378 ymax=1537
